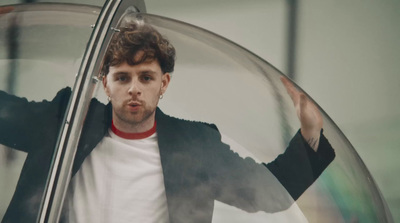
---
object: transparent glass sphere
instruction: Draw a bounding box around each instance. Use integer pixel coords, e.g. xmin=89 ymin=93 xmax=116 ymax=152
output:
xmin=0 ymin=3 xmax=392 ymax=222
xmin=110 ymin=12 xmax=391 ymax=223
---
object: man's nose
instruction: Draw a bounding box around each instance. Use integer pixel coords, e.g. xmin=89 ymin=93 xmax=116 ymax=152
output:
xmin=128 ymin=80 xmax=141 ymax=95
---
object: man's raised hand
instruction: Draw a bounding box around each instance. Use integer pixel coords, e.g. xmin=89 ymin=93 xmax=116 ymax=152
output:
xmin=280 ymin=76 xmax=322 ymax=151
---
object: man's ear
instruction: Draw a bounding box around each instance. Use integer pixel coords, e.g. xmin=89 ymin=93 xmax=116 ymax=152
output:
xmin=102 ymin=75 xmax=110 ymax=96
xmin=161 ymin=73 xmax=171 ymax=94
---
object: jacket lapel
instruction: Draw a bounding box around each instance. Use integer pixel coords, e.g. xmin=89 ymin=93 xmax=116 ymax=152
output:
xmin=155 ymin=108 xmax=215 ymax=222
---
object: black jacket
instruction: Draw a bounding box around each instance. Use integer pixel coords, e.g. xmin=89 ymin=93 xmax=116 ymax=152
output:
xmin=0 ymin=88 xmax=335 ymax=223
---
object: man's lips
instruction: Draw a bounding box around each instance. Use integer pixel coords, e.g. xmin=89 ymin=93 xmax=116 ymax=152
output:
xmin=127 ymin=101 xmax=142 ymax=111
xmin=127 ymin=101 xmax=141 ymax=106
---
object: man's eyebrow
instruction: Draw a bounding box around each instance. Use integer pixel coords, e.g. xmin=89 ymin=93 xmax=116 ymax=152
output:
xmin=113 ymin=71 xmax=129 ymax=75
xmin=139 ymin=70 xmax=157 ymax=75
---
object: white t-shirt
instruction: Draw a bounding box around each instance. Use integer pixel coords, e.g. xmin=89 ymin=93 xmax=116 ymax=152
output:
xmin=68 ymin=123 xmax=169 ymax=223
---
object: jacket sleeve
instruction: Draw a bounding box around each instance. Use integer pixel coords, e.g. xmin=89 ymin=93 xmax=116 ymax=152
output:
xmin=0 ymin=88 xmax=71 ymax=152
xmin=209 ymin=126 xmax=335 ymax=213
xmin=265 ymin=129 xmax=335 ymax=200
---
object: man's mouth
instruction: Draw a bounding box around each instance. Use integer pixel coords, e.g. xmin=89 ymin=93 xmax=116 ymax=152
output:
xmin=127 ymin=101 xmax=141 ymax=110
xmin=128 ymin=101 xmax=141 ymax=106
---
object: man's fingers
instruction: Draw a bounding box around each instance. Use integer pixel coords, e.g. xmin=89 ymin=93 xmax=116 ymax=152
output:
xmin=281 ymin=76 xmax=323 ymax=131
xmin=300 ymin=93 xmax=323 ymax=126
xmin=299 ymin=93 xmax=307 ymax=113
xmin=280 ymin=76 xmax=299 ymax=105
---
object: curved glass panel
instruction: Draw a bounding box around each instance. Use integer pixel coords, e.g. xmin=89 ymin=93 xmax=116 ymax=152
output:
xmin=69 ymin=11 xmax=390 ymax=222
xmin=0 ymin=4 xmax=99 ymax=221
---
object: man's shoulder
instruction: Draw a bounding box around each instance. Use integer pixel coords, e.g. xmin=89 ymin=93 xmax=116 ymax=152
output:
xmin=155 ymin=109 xmax=223 ymax=150
xmin=156 ymin=108 xmax=218 ymax=131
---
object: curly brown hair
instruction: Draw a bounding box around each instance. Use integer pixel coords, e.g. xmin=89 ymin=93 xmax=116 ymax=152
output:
xmin=101 ymin=23 xmax=176 ymax=76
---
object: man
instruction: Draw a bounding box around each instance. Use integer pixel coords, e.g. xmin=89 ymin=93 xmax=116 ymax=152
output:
xmin=0 ymin=19 xmax=335 ymax=223
xmin=68 ymin=23 xmax=335 ymax=222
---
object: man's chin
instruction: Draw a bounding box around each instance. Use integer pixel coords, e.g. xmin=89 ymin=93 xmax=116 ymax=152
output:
xmin=116 ymin=110 xmax=155 ymax=126
xmin=125 ymin=113 xmax=154 ymax=126
xmin=125 ymin=117 xmax=145 ymax=125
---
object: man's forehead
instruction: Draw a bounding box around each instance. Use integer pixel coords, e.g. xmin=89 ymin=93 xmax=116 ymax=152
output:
xmin=109 ymin=60 xmax=161 ymax=73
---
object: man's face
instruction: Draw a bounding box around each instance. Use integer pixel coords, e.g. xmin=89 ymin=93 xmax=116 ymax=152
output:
xmin=103 ymin=56 xmax=170 ymax=132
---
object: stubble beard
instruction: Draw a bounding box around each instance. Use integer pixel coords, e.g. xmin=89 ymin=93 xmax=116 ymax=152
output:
xmin=114 ymin=105 xmax=156 ymax=130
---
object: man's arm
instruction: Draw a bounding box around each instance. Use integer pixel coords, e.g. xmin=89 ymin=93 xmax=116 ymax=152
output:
xmin=211 ymin=77 xmax=334 ymax=212
xmin=0 ymin=88 xmax=71 ymax=152
xmin=265 ymin=77 xmax=335 ymax=200
xmin=210 ymin=125 xmax=334 ymax=213
xmin=265 ymin=129 xmax=335 ymax=200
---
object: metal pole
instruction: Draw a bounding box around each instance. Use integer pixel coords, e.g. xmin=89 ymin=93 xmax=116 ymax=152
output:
xmin=286 ymin=0 xmax=298 ymax=80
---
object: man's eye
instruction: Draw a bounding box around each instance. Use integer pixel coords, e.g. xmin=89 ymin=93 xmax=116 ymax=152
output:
xmin=117 ymin=76 xmax=127 ymax=82
xmin=142 ymin=76 xmax=152 ymax=81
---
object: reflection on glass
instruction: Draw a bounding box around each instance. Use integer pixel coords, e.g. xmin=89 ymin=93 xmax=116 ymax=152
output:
xmin=0 ymin=4 xmax=98 ymax=222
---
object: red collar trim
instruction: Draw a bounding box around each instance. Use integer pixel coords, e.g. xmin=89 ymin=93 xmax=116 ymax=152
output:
xmin=111 ymin=120 xmax=157 ymax=140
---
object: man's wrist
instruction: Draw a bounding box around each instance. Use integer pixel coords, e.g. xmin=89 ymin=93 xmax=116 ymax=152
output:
xmin=300 ymin=129 xmax=321 ymax=152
